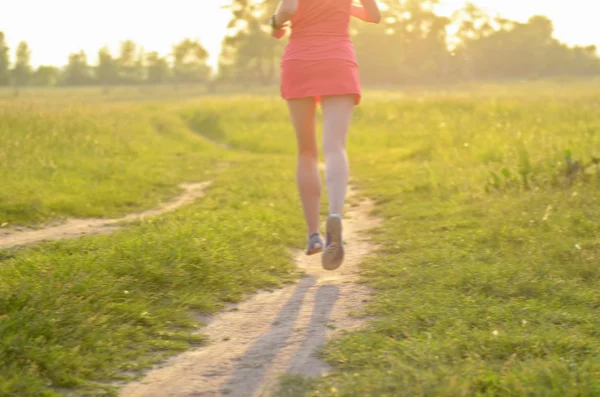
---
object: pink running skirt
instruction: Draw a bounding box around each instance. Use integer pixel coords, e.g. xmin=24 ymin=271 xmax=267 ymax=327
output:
xmin=280 ymin=59 xmax=361 ymax=105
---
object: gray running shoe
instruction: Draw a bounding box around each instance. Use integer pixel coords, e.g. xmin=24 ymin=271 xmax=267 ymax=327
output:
xmin=322 ymin=214 xmax=344 ymax=270
xmin=306 ymin=233 xmax=324 ymax=256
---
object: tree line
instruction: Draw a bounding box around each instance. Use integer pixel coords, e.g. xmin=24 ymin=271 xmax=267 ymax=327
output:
xmin=1 ymin=0 xmax=599 ymax=89
xmin=220 ymin=0 xmax=600 ymax=85
xmin=0 ymin=33 xmax=211 ymax=88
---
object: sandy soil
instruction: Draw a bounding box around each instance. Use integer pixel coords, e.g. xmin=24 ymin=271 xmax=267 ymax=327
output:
xmin=0 ymin=182 xmax=211 ymax=250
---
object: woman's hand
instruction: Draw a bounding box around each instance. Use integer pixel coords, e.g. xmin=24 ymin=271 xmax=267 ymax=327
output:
xmin=271 ymin=23 xmax=289 ymax=40
xmin=270 ymin=0 xmax=296 ymax=40
xmin=352 ymin=0 xmax=381 ymax=24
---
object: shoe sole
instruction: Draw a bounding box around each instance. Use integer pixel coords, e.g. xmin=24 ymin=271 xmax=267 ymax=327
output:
xmin=306 ymin=245 xmax=323 ymax=256
xmin=322 ymin=215 xmax=344 ymax=271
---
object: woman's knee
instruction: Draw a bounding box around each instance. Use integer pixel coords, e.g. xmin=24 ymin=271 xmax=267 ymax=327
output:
xmin=322 ymin=141 xmax=345 ymax=158
xmin=322 ymin=129 xmax=346 ymax=156
xmin=298 ymin=144 xmax=318 ymax=159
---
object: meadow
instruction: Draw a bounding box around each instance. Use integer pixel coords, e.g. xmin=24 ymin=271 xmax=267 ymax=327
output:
xmin=1 ymin=79 xmax=600 ymax=396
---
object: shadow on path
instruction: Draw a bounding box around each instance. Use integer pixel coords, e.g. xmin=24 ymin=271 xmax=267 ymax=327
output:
xmin=219 ymin=278 xmax=339 ymax=397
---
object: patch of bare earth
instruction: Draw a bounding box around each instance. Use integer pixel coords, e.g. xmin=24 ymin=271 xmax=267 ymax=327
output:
xmin=0 ymin=182 xmax=211 ymax=250
xmin=120 ymin=187 xmax=381 ymax=397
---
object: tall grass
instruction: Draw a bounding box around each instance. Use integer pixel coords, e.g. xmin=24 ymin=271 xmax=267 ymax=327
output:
xmin=0 ymin=102 xmax=222 ymax=224
xmin=0 ymin=97 xmax=304 ymax=396
xmin=2 ymin=83 xmax=600 ymax=396
xmin=171 ymin=92 xmax=600 ymax=396
xmin=315 ymin=89 xmax=600 ymax=396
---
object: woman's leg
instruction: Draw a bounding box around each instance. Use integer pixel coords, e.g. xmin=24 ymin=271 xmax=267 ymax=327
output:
xmin=320 ymin=95 xmax=355 ymax=270
xmin=321 ymin=95 xmax=355 ymax=216
xmin=287 ymin=98 xmax=321 ymax=237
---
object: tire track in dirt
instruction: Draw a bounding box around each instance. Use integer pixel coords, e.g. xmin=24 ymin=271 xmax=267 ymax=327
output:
xmin=119 ymin=186 xmax=381 ymax=397
xmin=0 ymin=182 xmax=211 ymax=250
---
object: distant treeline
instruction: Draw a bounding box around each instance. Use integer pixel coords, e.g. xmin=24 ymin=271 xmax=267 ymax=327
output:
xmin=1 ymin=0 xmax=599 ymax=89
xmin=0 ymin=36 xmax=211 ymax=88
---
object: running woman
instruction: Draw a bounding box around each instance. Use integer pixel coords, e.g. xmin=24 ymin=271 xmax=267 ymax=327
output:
xmin=270 ymin=0 xmax=381 ymax=270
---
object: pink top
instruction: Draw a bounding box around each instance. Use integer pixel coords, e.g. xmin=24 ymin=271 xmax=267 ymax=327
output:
xmin=282 ymin=0 xmax=357 ymax=64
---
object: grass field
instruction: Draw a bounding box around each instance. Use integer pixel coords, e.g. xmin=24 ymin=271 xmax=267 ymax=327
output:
xmin=314 ymin=91 xmax=600 ymax=396
xmin=2 ymin=81 xmax=600 ymax=396
xmin=0 ymin=102 xmax=222 ymax=224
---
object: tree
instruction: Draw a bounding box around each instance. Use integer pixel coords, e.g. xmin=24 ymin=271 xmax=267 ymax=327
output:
xmin=118 ymin=40 xmax=144 ymax=84
xmin=63 ymin=51 xmax=93 ymax=85
xmin=146 ymin=51 xmax=170 ymax=84
xmin=352 ymin=0 xmax=452 ymax=84
xmin=452 ymin=2 xmax=496 ymax=44
xmin=31 ymin=65 xmax=60 ymax=86
xmin=97 ymin=46 xmax=119 ymax=86
xmin=0 ymin=32 xmax=10 ymax=86
xmin=350 ymin=22 xmax=402 ymax=85
xmin=12 ymin=41 xmax=32 ymax=90
xmin=172 ymin=39 xmax=211 ymax=83
xmin=450 ymin=2 xmax=497 ymax=79
xmin=220 ymin=0 xmax=600 ymax=84
xmin=219 ymin=0 xmax=283 ymax=85
xmin=449 ymin=6 xmax=600 ymax=80
xmin=570 ymin=45 xmax=600 ymax=75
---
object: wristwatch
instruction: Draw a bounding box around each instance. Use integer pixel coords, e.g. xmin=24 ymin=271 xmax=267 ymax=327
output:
xmin=270 ymin=14 xmax=283 ymax=30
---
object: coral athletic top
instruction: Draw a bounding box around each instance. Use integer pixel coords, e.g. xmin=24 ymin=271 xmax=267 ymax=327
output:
xmin=282 ymin=0 xmax=357 ymax=64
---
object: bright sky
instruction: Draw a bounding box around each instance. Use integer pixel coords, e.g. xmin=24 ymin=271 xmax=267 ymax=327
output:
xmin=0 ymin=0 xmax=595 ymax=69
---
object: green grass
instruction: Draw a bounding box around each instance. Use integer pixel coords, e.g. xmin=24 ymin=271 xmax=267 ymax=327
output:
xmin=0 ymin=96 xmax=306 ymax=396
xmin=0 ymin=152 xmax=306 ymax=396
xmin=310 ymin=93 xmax=600 ymax=396
xmin=3 ymin=83 xmax=600 ymax=396
xmin=272 ymin=375 xmax=315 ymax=397
xmin=0 ymin=101 xmax=223 ymax=225
xmin=175 ymin=93 xmax=600 ymax=395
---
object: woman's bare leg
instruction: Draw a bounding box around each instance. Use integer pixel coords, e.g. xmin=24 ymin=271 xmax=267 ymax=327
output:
xmin=287 ymin=98 xmax=321 ymax=237
xmin=320 ymin=95 xmax=355 ymax=270
xmin=322 ymin=95 xmax=355 ymax=216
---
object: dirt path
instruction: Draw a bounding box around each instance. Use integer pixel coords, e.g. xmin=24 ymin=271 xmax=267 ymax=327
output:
xmin=120 ymin=188 xmax=381 ymax=397
xmin=0 ymin=182 xmax=211 ymax=250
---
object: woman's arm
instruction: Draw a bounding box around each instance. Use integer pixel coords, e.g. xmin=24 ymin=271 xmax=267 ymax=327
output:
xmin=270 ymin=0 xmax=297 ymax=40
xmin=352 ymin=0 xmax=381 ymax=24
xmin=273 ymin=0 xmax=298 ymax=27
